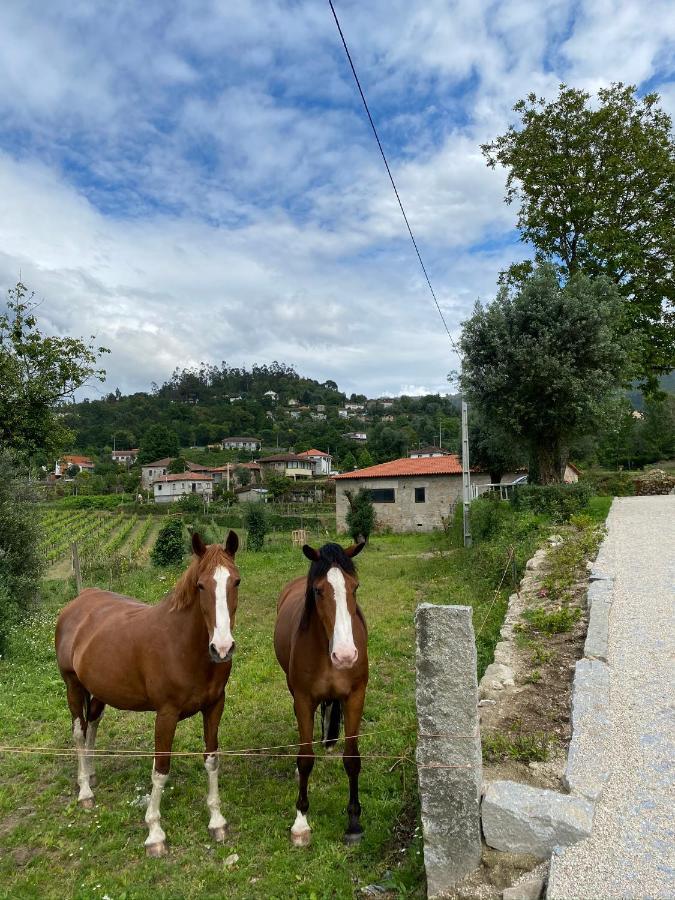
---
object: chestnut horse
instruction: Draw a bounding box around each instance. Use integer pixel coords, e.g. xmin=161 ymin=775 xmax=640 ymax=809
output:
xmin=274 ymin=540 xmax=368 ymax=846
xmin=55 ymin=530 xmax=240 ymax=856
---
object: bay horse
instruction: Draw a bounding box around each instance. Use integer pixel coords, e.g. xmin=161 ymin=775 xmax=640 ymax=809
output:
xmin=274 ymin=540 xmax=368 ymax=846
xmin=55 ymin=530 xmax=240 ymax=856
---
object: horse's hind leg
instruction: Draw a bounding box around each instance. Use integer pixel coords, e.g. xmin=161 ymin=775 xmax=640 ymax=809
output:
xmin=62 ymin=671 xmax=95 ymax=809
xmin=290 ymin=697 xmax=317 ymax=847
xmin=85 ymin=698 xmax=106 ymax=789
xmin=144 ymin=710 xmax=178 ymax=857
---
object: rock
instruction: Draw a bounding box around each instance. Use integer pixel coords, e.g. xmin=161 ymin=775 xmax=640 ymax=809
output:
xmin=584 ymin=598 xmax=610 ymax=661
xmin=480 ymin=663 xmax=515 ymax=696
xmin=525 ymin=550 xmax=548 ymax=572
xmin=224 ymin=852 xmax=239 ymax=868
xmin=586 ymin=579 xmax=612 ymax=610
xmin=563 ymin=659 xmax=610 ymax=801
xmin=502 ymin=873 xmax=545 ymax=899
xmin=415 ymin=604 xmax=483 ymax=896
xmin=482 ymin=781 xmax=593 ymax=860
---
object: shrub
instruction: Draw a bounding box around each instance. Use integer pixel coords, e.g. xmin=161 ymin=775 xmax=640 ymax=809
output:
xmin=151 ymin=519 xmax=185 ymax=566
xmin=176 ymin=493 xmax=203 ymax=513
xmin=511 ymin=482 xmax=592 ymax=521
xmin=244 ymin=503 xmax=268 ymax=551
xmin=345 ymin=488 xmax=376 ymax=542
xmin=521 ymin=605 xmax=581 ymax=635
xmin=469 ymin=494 xmax=511 ymax=543
xmin=0 ymin=452 xmax=45 ymax=653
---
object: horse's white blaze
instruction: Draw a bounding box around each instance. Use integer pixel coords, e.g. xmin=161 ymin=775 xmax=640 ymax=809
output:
xmin=291 ymin=810 xmax=310 ymax=836
xmin=205 ymin=754 xmax=227 ymax=832
xmin=211 ymin=566 xmax=233 ymax=657
xmin=327 ymin=567 xmax=356 ymax=663
xmin=145 ymin=765 xmax=168 ymax=848
xmin=73 ymin=719 xmax=93 ymax=803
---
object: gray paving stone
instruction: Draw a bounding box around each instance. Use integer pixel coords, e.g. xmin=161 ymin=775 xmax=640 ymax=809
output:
xmin=564 ymin=659 xmax=610 ymax=800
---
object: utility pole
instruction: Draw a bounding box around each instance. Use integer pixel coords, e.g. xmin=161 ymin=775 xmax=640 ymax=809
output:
xmin=461 ymin=399 xmax=472 ymax=548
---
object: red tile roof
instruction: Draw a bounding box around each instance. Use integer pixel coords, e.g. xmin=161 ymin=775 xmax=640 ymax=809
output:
xmin=259 ymin=454 xmax=312 ymax=464
xmin=298 ymin=449 xmax=331 ymax=458
xmin=335 ymin=455 xmax=463 ymax=479
xmin=143 ymin=457 xmax=174 ymax=468
xmin=153 ymin=472 xmax=214 ymax=483
xmin=63 ymin=455 xmax=94 ymax=466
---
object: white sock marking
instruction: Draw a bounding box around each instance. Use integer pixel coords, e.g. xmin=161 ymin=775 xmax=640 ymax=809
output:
xmin=291 ymin=810 xmax=310 ymax=835
xmin=212 ymin=566 xmax=233 ymax=657
xmin=73 ymin=720 xmax=93 ymax=803
xmin=327 ymin=568 xmax=355 ymax=658
xmin=145 ymin=765 xmax=169 ymax=847
xmin=205 ymin=754 xmax=227 ymax=831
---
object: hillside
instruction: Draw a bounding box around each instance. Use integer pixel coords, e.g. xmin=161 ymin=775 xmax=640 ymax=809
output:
xmin=65 ymin=362 xmax=462 ymax=467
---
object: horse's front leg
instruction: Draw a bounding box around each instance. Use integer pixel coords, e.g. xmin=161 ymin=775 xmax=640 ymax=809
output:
xmin=145 ymin=710 xmax=178 ymax=857
xmin=342 ymin=686 xmax=366 ymax=843
xmin=291 ymin=696 xmax=317 ymax=847
xmin=202 ymin=694 xmax=228 ymax=843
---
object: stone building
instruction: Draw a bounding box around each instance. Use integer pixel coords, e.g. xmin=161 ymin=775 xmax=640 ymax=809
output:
xmin=334 ymin=455 xmax=519 ymax=533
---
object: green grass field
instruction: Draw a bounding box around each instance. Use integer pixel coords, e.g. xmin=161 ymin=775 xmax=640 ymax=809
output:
xmin=0 ymin=523 xmax=539 ymax=899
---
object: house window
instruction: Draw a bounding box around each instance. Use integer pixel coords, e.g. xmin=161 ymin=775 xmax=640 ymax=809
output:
xmin=157 ymin=485 xmax=162 ymax=490
xmin=369 ymin=488 xmax=395 ymax=503
xmin=415 ymin=487 xmax=426 ymax=503
xmin=192 ymin=483 xmax=197 ymax=492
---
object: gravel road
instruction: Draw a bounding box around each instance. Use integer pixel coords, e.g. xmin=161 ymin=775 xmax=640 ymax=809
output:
xmin=548 ymin=496 xmax=675 ymax=899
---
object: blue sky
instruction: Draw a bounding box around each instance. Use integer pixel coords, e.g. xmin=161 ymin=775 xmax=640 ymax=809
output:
xmin=0 ymin=0 xmax=673 ymax=398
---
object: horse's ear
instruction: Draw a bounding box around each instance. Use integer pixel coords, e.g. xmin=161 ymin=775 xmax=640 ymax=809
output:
xmin=192 ymin=532 xmax=207 ymax=557
xmin=345 ymin=538 xmax=366 ymax=558
xmin=224 ymin=530 xmax=239 ymax=557
xmin=302 ymin=544 xmax=320 ymax=561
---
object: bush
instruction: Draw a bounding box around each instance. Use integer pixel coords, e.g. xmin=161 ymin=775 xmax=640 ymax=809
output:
xmin=345 ymin=489 xmax=376 ymax=542
xmin=0 ymin=452 xmax=45 ymax=653
xmin=584 ymin=471 xmax=635 ymax=497
xmin=244 ymin=503 xmax=268 ymax=551
xmin=469 ymin=494 xmax=512 ymax=543
xmin=176 ymin=493 xmax=203 ymax=513
xmin=151 ymin=519 xmax=186 ymax=566
xmin=511 ymin=482 xmax=592 ymax=522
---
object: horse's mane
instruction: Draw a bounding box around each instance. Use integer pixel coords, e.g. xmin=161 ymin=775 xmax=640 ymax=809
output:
xmin=300 ymin=543 xmax=357 ymax=630
xmin=170 ymin=546 xmax=231 ymax=611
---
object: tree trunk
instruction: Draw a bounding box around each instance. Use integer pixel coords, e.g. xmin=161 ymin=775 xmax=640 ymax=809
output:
xmin=489 ymin=470 xmax=503 ymax=485
xmin=529 ymin=439 xmax=567 ymax=484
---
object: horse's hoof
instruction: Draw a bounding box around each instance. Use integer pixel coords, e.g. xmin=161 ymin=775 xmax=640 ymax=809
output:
xmin=290 ymin=828 xmax=312 ymax=848
xmin=343 ymin=829 xmax=364 ymax=845
xmin=145 ymin=841 xmax=167 ymax=858
xmin=78 ymin=797 xmax=95 ymax=810
xmin=209 ymin=825 xmax=228 ymax=843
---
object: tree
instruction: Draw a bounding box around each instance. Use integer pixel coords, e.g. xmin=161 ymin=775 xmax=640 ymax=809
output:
xmin=151 ymin=519 xmax=185 ymax=566
xmin=341 ymin=451 xmax=357 ymax=471
xmin=244 ymin=503 xmax=268 ymax=551
xmin=0 ymin=282 xmax=108 ymax=458
xmin=468 ymin=413 xmax=526 ymax=484
xmin=138 ymin=424 xmax=179 ymax=464
xmin=168 ymin=457 xmax=188 ymax=474
xmin=0 ymin=452 xmax=45 ymax=653
xmin=460 ymin=265 xmax=629 ymax=483
xmin=264 ymin=472 xmax=293 ymax=500
xmin=482 ymin=84 xmax=675 ymax=389
xmin=345 ymin=489 xmax=376 ymax=542
xmin=234 ymin=466 xmax=252 ymax=487
xmin=357 ymin=448 xmax=374 ymax=468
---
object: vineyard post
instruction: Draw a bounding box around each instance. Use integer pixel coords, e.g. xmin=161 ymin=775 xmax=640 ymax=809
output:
xmin=71 ymin=543 xmax=82 ymax=594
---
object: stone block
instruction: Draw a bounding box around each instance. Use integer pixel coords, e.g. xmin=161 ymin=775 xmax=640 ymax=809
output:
xmin=563 ymin=659 xmax=610 ymax=801
xmin=503 ymin=874 xmax=545 ymax=900
xmin=482 ymin=781 xmax=593 ymax=860
xmin=586 ymin=579 xmax=612 ymax=610
xmin=584 ymin=599 xmax=610 ymax=662
xmin=479 ymin=663 xmax=515 ymax=697
xmin=415 ymin=604 xmax=482 ymax=896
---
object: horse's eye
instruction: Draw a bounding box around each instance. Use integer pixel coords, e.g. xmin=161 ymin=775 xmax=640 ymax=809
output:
xmin=197 ymin=582 xmax=205 ymax=591
xmin=234 ymin=578 xmax=241 ymax=587
xmin=314 ymin=587 xmax=322 ymax=596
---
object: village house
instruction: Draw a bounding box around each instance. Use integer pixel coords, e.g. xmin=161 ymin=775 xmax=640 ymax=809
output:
xmin=409 ymin=446 xmax=451 ymax=459
xmin=343 ymin=431 xmax=368 ymax=443
xmin=334 ymin=455 xmax=520 ymax=534
xmin=153 ymin=472 xmax=214 ymax=503
xmin=222 ymin=436 xmax=262 ymax=452
xmin=264 ymin=390 xmax=278 ymax=401
xmin=141 ymin=457 xmax=173 ymax=489
xmin=297 ymin=448 xmax=333 ymax=476
xmin=55 ymin=454 xmax=95 ymax=477
xmin=111 ymin=448 xmax=139 ymax=464
xmin=258 ymin=453 xmax=313 ymax=479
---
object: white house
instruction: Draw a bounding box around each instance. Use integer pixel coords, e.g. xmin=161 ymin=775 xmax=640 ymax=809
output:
xmin=258 ymin=453 xmax=313 ymax=479
xmin=141 ymin=457 xmax=173 ymax=489
xmin=343 ymin=431 xmax=368 ymax=443
xmin=111 ymin=448 xmax=139 ymax=464
xmin=55 ymin=454 xmax=95 ymax=477
xmin=409 ymin=446 xmax=451 ymax=459
xmin=222 ymin=436 xmax=262 ymax=452
xmin=153 ymin=472 xmax=213 ymax=503
xmin=297 ymin=448 xmax=333 ymax=476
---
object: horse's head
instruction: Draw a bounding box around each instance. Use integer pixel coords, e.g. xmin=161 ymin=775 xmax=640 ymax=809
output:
xmin=303 ymin=540 xmax=365 ymax=669
xmin=191 ymin=530 xmax=240 ymax=663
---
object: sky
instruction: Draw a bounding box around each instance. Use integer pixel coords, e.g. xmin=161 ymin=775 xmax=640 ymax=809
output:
xmin=0 ymin=1 xmax=673 ymax=399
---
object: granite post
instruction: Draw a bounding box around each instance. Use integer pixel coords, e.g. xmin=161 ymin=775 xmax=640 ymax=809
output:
xmin=415 ymin=603 xmax=482 ymax=896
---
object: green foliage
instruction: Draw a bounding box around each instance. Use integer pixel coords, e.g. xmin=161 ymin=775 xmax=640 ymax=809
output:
xmin=234 ymin=466 xmax=251 ymax=486
xmin=51 ymin=493 xmax=134 ymax=509
xmin=0 ymin=282 xmax=108 ymax=459
xmin=0 ymin=452 xmax=45 ymax=653
xmin=511 ymin=482 xmax=593 ymax=522
xmin=151 ymin=519 xmax=185 ymax=566
xmin=244 ymin=503 xmax=268 ymax=551
xmin=521 ymin=606 xmax=581 ymax=635
xmin=460 ymin=265 xmax=630 ymax=483
xmin=167 ymin=456 xmax=187 ymax=474
xmin=469 ymin=494 xmax=512 ymax=543
xmin=468 ymin=411 xmax=526 ymax=483
xmin=357 ymin=448 xmax=374 ymax=468
xmin=138 ymin=424 xmax=179 ymax=465
xmin=341 ymin=451 xmax=357 ymax=471
xmin=482 ymin=83 xmax=675 ymax=387
xmin=482 ymin=727 xmax=553 ymax=763
xmin=263 ymin=472 xmax=293 ymax=500
xmin=176 ymin=493 xmax=203 ymax=513
xmin=584 ymin=470 xmax=635 ymax=497
xmin=345 ymin=488 xmax=376 ymax=542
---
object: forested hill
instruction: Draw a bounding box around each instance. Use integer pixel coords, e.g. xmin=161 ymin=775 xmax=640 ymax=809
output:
xmin=64 ymin=362 xmax=462 ymax=466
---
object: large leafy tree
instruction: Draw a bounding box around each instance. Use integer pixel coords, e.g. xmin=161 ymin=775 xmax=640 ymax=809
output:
xmin=482 ymin=83 xmax=675 ymax=389
xmin=138 ymin=424 xmax=179 ymax=464
xmin=460 ymin=265 xmax=629 ymax=483
xmin=0 ymin=282 xmax=108 ymax=459
xmin=468 ymin=412 xmax=526 ymax=484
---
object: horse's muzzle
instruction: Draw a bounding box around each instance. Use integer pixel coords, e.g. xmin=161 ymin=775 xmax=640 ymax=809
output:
xmin=209 ymin=642 xmax=235 ymax=664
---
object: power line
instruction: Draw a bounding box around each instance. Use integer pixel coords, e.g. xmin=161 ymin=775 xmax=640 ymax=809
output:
xmin=328 ymin=0 xmax=460 ymax=355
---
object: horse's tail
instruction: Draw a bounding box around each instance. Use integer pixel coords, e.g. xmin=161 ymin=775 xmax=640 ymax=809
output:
xmin=321 ymin=700 xmax=342 ymax=749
